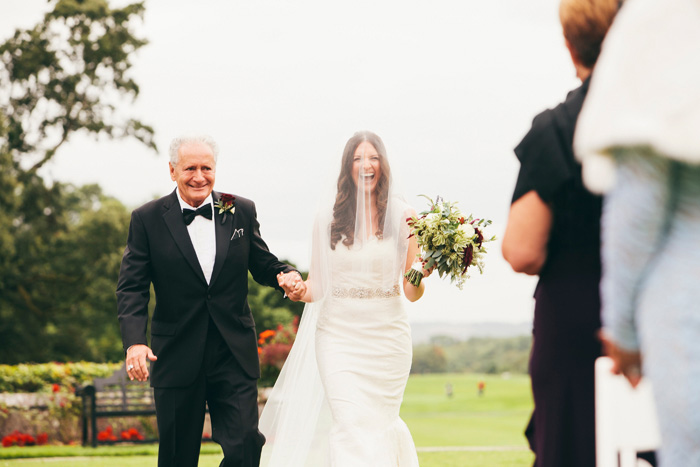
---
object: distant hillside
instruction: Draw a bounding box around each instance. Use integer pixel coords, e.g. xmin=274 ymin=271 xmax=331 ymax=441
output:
xmin=410 ymin=321 xmax=532 ymax=345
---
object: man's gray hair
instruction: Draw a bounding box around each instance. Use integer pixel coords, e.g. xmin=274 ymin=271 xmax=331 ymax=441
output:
xmin=169 ymin=135 xmax=220 ymax=166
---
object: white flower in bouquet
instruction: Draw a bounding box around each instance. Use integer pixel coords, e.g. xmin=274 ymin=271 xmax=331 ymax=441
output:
xmin=458 ymin=222 xmax=475 ymax=238
xmin=405 ymin=195 xmax=495 ymax=289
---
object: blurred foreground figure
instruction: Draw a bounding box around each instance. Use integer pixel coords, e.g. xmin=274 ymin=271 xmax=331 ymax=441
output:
xmin=502 ymin=0 xmax=619 ymax=465
xmin=575 ymin=0 xmax=700 ymax=465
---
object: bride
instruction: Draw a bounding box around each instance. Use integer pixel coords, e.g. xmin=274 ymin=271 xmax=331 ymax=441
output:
xmin=260 ymin=131 xmax=432 ymax=466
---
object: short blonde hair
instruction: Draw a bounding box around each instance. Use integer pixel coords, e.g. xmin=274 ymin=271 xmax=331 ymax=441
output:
xmin=560 ymin=0 xmax=619 ymax=69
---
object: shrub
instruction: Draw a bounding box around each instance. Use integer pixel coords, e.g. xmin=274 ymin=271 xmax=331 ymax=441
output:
xmin=0 ymin=362 xmax=121 ymax=394
xmin=258 ymin=318 xmax=298 ymax=387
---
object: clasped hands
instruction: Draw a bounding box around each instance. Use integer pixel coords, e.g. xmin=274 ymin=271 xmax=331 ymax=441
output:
xmin=277 ymin=271 xmax=307 ymax=302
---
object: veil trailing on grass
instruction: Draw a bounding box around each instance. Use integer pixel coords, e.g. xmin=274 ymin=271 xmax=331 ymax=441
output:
xmin=258 ymin=131 xmax=414 ymax=466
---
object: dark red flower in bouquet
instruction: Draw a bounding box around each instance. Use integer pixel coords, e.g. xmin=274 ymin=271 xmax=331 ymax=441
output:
xmin=52 ymin=383 xmax=60 ymax=393
xmin=474 ymin=227 xmax=484 ymax=247
xmin=463 ymin=244 xmax=474 ymax=273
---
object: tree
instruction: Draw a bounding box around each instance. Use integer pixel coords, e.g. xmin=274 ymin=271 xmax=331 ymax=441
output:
xmin=0 ymin=185 xmax=133 ymax=363
xmin=0 ymin=0 xmax=154 ymax=363
xmin=0 ymin=0 xmax=155 ymax=175
xmin=411 ymin=345 xmax=448 ymax=374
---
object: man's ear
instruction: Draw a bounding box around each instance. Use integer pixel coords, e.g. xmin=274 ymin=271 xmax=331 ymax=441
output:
xmin=169 ymin=162 xmax=176 ymax=181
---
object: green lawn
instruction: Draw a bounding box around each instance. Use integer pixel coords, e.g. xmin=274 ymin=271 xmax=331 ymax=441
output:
xmin=403 ymin=373 xmax=533 ymax=447
xmin=0 ymin=373 xmax=535 ymax=466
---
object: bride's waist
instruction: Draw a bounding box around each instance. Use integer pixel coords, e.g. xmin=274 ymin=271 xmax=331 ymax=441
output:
xmin=330 ymin=284 xmax=401 ymax=300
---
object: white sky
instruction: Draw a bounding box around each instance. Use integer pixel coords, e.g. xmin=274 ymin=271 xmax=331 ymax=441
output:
xmin=3 ymin=0 xmax=581 ymax=325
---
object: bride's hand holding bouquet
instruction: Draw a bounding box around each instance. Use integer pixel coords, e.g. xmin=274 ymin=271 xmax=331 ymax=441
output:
xmin=405 ymin=195 xmax=495 ymax=289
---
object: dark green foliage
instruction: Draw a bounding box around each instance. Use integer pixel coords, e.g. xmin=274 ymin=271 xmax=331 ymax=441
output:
xmin=411 ymin=335 xmax=532 ymax=375
xmin=0 ymin=184 xmax=132 ymax=363
xmin=0 ymin=0 xmax=154 ymax=363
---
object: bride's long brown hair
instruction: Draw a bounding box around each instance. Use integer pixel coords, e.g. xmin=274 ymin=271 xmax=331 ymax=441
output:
xmin=330 ymin=131 xmax=391 ymax=250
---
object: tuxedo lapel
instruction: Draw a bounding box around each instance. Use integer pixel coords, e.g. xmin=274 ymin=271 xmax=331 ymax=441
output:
xmin=210 ymin=191 xmax=235 ymax=286
xmin=162 ymin=190 xmax=208 ymax=285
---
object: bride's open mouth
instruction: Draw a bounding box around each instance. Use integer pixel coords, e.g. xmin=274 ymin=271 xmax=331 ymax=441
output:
xmin=361 ymin=173 xmax=375 ymax=181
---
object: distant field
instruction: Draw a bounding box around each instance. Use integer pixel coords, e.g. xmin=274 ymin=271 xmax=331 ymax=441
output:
xmin=0 ymin=373 xmax=535 ymax=467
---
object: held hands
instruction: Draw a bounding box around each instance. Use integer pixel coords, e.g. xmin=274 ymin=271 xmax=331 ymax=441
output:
xmin=125 ymin=344 xmax=158 ymax=382
xmin=600 ymin=331 xmax=643 ymax=388
xmin=277 ymin=271 xmax=307 ymax=302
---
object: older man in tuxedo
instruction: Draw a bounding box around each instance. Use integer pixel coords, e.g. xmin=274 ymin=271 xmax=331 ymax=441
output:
xmin=116 ymin=135 xmax=302 ymax=467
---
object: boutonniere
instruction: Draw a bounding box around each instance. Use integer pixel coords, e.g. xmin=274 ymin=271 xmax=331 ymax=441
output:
xmin=214 ymin=193 xmax=236 ymax=224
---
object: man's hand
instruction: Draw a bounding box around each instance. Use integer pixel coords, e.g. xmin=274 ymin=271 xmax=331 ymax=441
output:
xmin=126 ymin=344 xmax=158 ymax=382
xmin=277 ymin=271 xmax=306 ymax=302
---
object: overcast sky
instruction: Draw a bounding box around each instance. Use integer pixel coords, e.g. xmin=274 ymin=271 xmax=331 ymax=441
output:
xmin=3 ymin=0 xmax=581 ymax=326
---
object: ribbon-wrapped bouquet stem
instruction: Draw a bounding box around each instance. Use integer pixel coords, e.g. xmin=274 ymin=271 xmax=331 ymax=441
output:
xmin=405 ymin=195 xmax=495 ymax=289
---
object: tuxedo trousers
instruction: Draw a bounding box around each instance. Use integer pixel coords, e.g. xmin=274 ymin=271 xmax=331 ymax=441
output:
xmin=154 ymin=317 xmax=265 ymax=467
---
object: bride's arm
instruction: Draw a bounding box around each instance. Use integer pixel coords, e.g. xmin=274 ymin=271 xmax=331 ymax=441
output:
xmin=403 ymin=215 xmax=431 ymax=302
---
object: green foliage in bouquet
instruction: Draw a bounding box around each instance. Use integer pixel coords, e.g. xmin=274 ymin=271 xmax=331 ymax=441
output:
xmin=405 ymin=195 xmax=495 ymax=289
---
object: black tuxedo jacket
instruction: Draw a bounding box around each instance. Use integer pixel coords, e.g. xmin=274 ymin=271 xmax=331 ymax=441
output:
xmin=116 ymin=190 xmax=294 ymax=387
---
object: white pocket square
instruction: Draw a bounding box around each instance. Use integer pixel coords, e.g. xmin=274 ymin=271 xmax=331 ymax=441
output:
xmin=231 ymin=228 xmax=244 ymax=240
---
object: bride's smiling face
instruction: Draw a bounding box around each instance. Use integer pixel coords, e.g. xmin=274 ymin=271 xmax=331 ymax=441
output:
xmin=352 ymin=141 xmax=381 ymax=195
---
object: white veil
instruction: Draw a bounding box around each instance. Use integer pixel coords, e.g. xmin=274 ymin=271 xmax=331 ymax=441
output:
xmin=258 ymin=131 xmax=413 ymax=466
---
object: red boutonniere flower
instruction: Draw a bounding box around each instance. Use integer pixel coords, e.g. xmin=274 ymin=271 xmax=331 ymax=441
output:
xmin=214 ymin=193 xmax=236 ymax=224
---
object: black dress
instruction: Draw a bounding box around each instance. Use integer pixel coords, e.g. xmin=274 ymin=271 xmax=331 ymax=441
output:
xmin=512 ymin=77 xmax=603 ymax=467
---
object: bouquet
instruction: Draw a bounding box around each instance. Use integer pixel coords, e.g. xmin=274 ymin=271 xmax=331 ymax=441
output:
xmin=405 ymin=195 xmax=495 ymax=289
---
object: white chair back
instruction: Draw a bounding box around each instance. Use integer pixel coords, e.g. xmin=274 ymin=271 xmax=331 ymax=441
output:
xmin=595 ymin=357 xmax=661 ymax=467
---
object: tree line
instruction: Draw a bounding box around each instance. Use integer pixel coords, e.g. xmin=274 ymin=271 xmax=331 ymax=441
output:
xmin=411 ymin=335 xmax=532 ymax=375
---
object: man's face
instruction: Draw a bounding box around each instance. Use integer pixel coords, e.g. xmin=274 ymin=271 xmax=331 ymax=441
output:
xmin=169 ymin=141 xmax=216 ymax=207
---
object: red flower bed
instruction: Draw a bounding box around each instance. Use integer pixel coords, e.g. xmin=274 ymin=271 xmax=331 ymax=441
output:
xmin=96 ymin=426 xmax=144 ymax=442
xmin=1 ymin=430 xmax=48 ymax=447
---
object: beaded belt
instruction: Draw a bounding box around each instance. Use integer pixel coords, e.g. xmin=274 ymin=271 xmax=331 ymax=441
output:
xmin=331 ymin=284 xmax=400 ymax=299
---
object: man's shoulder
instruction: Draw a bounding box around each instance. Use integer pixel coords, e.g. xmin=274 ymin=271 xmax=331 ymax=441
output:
xmin=132 ymin=191 xmax=176 ymax=216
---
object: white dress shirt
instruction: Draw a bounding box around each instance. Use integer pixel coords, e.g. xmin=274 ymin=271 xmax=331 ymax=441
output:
xmin=176 ymin=190 xmax=216 ymax=284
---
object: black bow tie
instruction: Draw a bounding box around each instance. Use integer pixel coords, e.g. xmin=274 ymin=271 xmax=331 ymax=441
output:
xmin=182 ymin=204 xmax=212 ymax=225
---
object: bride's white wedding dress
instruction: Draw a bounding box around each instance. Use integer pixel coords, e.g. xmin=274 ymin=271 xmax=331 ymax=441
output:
xmin=316 ymin=237 xmax=418 ymax=466
xmin=259 ymin=236 xmax=419 ymax=466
